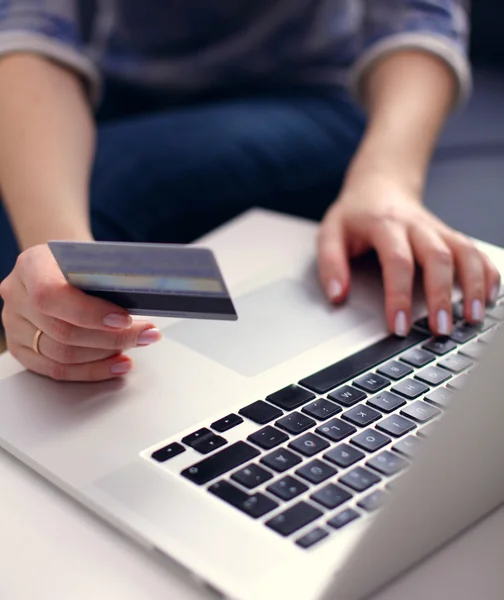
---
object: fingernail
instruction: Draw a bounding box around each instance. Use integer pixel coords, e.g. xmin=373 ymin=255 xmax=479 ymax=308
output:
xmin=137 ymin=328 xmax=162 ymax=346
xmin=110 ymin=360 xmax=133 ymax=375
xmin=328 ymin=279 xmax=343 ymax=301
xmin=472 ymin=299 xmax=484 ymax=322
xmin=490 ymin=284 xmax=499 ymax=305
xmin=437 ymin=309 xmax=450 ymax=336
xmin=394 ymin=310 xmax=408 ymax=337
xmin=104 ymin=313 xmax=132 ymax=329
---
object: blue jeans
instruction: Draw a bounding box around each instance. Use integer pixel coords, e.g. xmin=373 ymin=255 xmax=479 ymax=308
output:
xmin=0 ymin=82 xmax=365 ymax=283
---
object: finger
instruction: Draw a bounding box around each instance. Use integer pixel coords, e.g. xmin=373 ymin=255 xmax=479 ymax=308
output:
xmin=369 ymin=222 xmax=414 ymax=337
xmin=24 ymin=312 xmax=161 ymax=350
xmin=13 ymin=316 xmax=119 ymax=364
xmin=18 ymin=250 xmax=134 ymax=331
xmin=318 ymin=221 xmax=351 ymax=303
xmin=11 ymin=346 xmax=133 ymax=382
xmin=444 ymin=233 xmax=486 ymax=323
xmin=480 ymin=251 xmax=501 ymax=306
xmin=409 ymin=226 xmax=454 ymax=336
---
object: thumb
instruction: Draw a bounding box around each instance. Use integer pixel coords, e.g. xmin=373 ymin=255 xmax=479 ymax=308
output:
xmin=317 ymin=222 xmax=351 ymax=304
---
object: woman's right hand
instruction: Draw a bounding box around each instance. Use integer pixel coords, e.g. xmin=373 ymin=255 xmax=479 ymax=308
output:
xmin=0 ymin=244 xmax=161 ymax=381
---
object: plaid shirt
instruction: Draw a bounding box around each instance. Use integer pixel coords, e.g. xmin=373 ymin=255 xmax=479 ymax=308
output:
xmin=0 ymin=1 xmax=470 ymax=105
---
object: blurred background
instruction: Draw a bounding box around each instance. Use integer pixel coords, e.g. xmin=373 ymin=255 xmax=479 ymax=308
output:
xmin=426 ymin=0 xmax=504 ymax=247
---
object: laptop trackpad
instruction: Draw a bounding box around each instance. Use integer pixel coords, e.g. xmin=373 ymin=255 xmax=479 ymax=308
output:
xmin=166 ymin=278 xmax=374 ymax=377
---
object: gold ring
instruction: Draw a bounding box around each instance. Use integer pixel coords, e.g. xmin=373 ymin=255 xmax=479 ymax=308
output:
xmin=32 ymin=328 xmax=43 ymax=355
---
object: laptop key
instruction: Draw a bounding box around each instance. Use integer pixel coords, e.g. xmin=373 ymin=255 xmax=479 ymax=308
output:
xmin=422 ymin=337 xmax=458 ymax=356
xmin=342 ymin=405 xmax=382 ymax=427
xmin=479 ymin=329 xmax=498 ymax=345
xmin=376 ymin=414 xmax=416 ymax=437
xmin=339 ymin=467 xmax=381 ymax=492
xmin=414 ymin=366 xmax=451 ymax=386
xmin=350 ymin=429 xmax=391 ymax=452
xmin=276 ymin=411 xmax=316 ymax=435
xmin=367 ymin=451 xmax=409 ymax=476
xmin=302 ymin=398 xmax=342 ymax=420
xmin=208 ymin=480 xmax=278 ymax=518
xmin=487 ymin=303 xmax=504 ymax=321
xmin=328 ymin=385 xmax=367 ymax=407
xmin=412 ymin=316 xmax=430 ymax=333
xmin=248 ymin=426 xmax=289 ymax=450
xmin=458 ymin=341 xmax=486 ymax=360
xmin=296 ymin=527 xmax=329 ymax=549
xmin=151 ymin=442 xmax=185 ymax=463
xmin=401 ymin=401 xmax=441 ymax=423
xmin=327 ymin=508 xmax=360 ymax=530
xmin=450 ymin=322 xmax=479 ymax=344
xmin=261 ymin=448 xmax=302 ymax=472
xmin=358 ymin=489 xmax=388 ymax=512
xmin=182 ymin=428 xmax=213 ymax=448
xmin=324 ymin=443 xmax=364 ymax=468
xmin=353 ymin=372 xmax=390 ymax=393
xmin=392 ymin=435 xmax=422 ymax=458
xmin=211 ymin=414 xmax=243 ymax=433
xmin=400 ymin=348 xmax=435 ymax=368
xmin=231 ymin=464 xmax=273 ymax=489
xmin=299 ymin=330 xmax=428 ymax=394
xmin=266 ymin=502 xmax=323 ymax=537
xmin=192 ymin=434 xmax=227 ymax=455
xmin=425 ymin=387 xmax=454 ymax=409
xmin=391 ymin=378 xmax=429 ymax=400
xmin=267 ymin=476 xmax=308 ymax=501
xmin=367 ymin=391 xmax=405 ymax=413
xmin=437 ymin=354 xmax=472 ymax=374
xmin=311 ymin=484 xmax=353 ymax=510
xmin=289 ymin=433 xmax=329 ymax=456
xmin=266 ymin=385 xmax=315 ymax=411
xmin=418 ymin=421 xmax=439 ymax=438
xmin=182 ymin=442 xmax=260 ymax=485
xmin=447 ymin=374 xmax=470 ymax=391
xmin=377 ymin=361 xmax=413 ymax=380
xmin=316 ymin=418 xmax=356 ymax=442
xmin=239 ymin=401 xmax=283 ymax=425
xmin=296 ymin=459 xmax=337 ymax=484
xmin=480 ymin=317 xmax=496 ymax=332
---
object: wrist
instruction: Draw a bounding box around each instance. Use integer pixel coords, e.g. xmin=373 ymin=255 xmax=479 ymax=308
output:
xmin=345 ymin=135 xmax=426 ymax=199
xmin=18 ymin=218 xmax=94 ymax=251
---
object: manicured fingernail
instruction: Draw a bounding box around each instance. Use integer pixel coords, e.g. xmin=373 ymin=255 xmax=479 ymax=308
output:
xmin=328 ymin=279 xmax=343 ymax=301
xmin=104 ymin=313 xmax=132 ymax=329
xmin=490 ymin=284 xmax=499 ymax=305
xmin=394 ymin=310 xmax=408 ymax=337
xmin=437 ymin=309 xmax=450 ymax=336
xmin=137 ymin=328 xmax=162 ymax=346
xmin=472 ymin=299 xmax=483 ymax=322
xmin=110 ymin=360 xmax=132 ymax=375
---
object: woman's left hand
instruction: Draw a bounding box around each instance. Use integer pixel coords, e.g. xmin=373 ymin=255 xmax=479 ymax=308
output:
xmin=317 ymin=172 xmax=500 ymax=337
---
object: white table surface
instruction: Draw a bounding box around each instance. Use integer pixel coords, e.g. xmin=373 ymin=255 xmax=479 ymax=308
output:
xmin=1 ymin=351 xmax=503 ymax=600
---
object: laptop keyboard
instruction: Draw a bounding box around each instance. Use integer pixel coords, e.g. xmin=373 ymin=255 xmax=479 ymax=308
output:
xmin=146 ymin=296 xmax=504 ymax=551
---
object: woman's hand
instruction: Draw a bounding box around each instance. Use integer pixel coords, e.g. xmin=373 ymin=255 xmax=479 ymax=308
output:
xmin=0 ymin=244 xmax=161 ymax=381
xmin=318 ymin=172 xmax=501 ymax=337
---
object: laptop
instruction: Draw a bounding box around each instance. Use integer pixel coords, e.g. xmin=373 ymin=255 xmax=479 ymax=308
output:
xmin=1 ymin=208 xmax=503 ymax=600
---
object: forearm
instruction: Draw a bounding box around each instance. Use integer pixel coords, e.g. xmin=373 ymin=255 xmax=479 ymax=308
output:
xmin=0 ymin=53 xmax=96 ymax=250
xmin=346 ymin=50 xmax=457 ymax=196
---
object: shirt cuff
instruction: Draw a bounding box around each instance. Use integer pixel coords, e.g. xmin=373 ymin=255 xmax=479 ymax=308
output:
xmin=351 ymin=32 xmax=472 ymax=111
xmin=0 ymin=31 xmax=101 ymax=105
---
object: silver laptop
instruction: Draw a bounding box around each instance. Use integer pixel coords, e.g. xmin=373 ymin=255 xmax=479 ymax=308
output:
xmin=1 ymin=209 xmax=504 ymax=600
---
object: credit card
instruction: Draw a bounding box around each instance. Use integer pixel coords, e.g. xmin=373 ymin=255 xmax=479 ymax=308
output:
xmin=49 ymin=241 xmax=238 ymax=321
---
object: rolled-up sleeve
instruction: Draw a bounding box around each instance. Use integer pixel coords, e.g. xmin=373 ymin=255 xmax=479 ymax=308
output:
xmin=352 ymin=1 xmax=471 ymax=108
xmin=0 ymin=1 xmax=99 ymax=101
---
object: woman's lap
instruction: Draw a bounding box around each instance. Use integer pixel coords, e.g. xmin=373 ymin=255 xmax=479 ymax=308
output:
xmin=0 ymin=87 xmax=364 ymax=282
